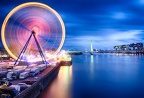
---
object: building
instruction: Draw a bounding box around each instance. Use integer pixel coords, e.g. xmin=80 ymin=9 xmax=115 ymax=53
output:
xmin=114 ymin=43 xmax=143 ymax=50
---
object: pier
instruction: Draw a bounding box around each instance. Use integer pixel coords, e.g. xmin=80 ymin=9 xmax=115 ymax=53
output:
xmin=14 ymin=64 xmax=60 ymax=98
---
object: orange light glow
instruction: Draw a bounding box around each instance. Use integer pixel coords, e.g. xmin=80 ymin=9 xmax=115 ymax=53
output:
xmin=1 ymin=2 xmax=65 ymax=60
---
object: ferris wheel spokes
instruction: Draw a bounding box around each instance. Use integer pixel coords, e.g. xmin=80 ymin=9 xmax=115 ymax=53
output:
xmin=1 ymin=2 xmax=65 ymax=60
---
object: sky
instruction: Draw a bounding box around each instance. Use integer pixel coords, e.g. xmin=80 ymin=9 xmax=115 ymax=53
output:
xmin=1 ymin=0 xmax=144 ymax=50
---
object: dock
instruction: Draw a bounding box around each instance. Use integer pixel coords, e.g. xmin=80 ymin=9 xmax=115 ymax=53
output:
xmin=14 ymin=64 xmax=60 ymax=98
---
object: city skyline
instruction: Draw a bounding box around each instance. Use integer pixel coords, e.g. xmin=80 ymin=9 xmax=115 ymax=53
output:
xmin=0 ymin=0 xmax=144 ymax=50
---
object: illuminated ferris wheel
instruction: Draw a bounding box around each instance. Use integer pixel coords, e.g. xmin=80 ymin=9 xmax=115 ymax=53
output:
xmin=1 ymin=2 xmax=65 ymax=64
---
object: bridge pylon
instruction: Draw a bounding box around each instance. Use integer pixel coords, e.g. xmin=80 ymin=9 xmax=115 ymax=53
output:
xmin=90 ymin=40 xmax=93 ymax=55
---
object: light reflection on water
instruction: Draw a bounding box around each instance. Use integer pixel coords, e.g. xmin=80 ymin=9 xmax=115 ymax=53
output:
xmin=90 ymin=55 xmax=94 ymax=78
xmin=38 ymin=66 xmax=72 ymax=98
xmin=39 ymin=54 xmax=144 ymax=98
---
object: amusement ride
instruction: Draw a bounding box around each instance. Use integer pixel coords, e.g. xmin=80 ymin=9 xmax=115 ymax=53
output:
xmin=1 ymin=2 xmax=65 ymax=65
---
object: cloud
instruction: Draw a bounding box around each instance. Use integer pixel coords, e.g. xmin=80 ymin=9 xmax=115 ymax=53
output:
xmin=1 ymin=0 xmax=144 ymax=50
xmin=63 ymin=29 xmax=144 ymax=50
xmin=108 ymin=30 xmax=142 ymax=40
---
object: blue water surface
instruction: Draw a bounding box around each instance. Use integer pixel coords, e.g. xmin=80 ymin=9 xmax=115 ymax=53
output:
xmin=39 ymin=53 xmax=144 ymax=98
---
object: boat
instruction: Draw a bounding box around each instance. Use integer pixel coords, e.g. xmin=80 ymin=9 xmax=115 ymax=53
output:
xmin=60 ymin=53 xmax=72 ymax=66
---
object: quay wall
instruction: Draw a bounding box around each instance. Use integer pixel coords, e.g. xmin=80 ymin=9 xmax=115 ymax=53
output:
xmin=14 ymin=65 xmax=60 ymax=98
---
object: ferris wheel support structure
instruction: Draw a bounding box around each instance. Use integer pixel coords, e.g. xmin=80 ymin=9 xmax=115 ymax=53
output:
xmin=14 ymin=31 xmax=48 ymax=66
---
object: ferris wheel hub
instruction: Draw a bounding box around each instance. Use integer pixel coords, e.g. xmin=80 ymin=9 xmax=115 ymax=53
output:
xmin=32 ymin=31 xmax=36 ymax=35
xmin=31 ymin=25 xmax=40 ymax=36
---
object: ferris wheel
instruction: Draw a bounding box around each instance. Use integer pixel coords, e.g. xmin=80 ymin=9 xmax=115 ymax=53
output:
xmin=1 ymin=2 xmax=65 ymax=64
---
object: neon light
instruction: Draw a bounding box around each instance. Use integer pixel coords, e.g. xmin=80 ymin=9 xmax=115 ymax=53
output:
xmin=1 ymin=2 xmax=65 ymax=60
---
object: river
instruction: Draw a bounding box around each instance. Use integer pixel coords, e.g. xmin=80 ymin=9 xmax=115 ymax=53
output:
xmin=38 ymin=53 xmax=144 ymax=98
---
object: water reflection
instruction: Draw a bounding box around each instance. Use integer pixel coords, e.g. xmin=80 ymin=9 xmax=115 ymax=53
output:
xmin=90 ymin=55 xmax=94 ymax=78
xmin=39 ymin=54 xmax=144 ymax=98
xmin=38 ymin=66 xmax=72 ymax=98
